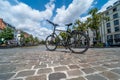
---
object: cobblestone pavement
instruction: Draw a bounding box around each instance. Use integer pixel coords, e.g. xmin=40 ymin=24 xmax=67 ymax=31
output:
xmin=0 ymin=46 xmax=120 ymax=80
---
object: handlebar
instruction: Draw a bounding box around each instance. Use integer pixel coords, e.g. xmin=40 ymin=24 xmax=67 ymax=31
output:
xmin=46 ymin=19 xmax=59 ymax=26
xmin=46 ymin=19 xmax=72 ymax=27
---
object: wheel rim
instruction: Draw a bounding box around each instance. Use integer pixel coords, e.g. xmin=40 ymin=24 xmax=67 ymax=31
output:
xmin=69 ymin=33 xmax=89 ymax=53
xmin=46 ymin=35 xmax=57 ymax=51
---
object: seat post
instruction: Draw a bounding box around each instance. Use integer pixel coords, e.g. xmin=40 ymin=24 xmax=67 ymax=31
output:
xmin=53 ymin=26 xmax=56 ymax=33
xmin=67 ymin=26 xmax=70 ymax=32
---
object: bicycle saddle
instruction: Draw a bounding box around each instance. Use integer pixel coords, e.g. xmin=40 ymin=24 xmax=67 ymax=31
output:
xmin=65 ymin=23 xmax=72 ymax=26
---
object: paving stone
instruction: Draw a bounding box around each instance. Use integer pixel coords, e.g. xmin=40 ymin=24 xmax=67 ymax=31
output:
xmin=68 ymin=65 xmax=80 ymax=69
xmin=93 ymin=66 xmax=108 ymax=71
xmin=49 ymin=72 xmax=66 ymax=80
xmin=53 ymin=61 xmax=60 ymax=64
xmin=11 ymin=78 xmax=23 ymax=80
xmin=103 ymin=62 xmax=120 ymax=68
xmin=111 ymin=69 xmax=120 ymax=75
xmin=89 ymin=62 xmax=101 ymax=66
xmin=0 ymin=73 xmax=15 ymax=80
xmin=15 ymin=70 xmax=35 ymax=77
xmin=60 ymin=60 xmax=73 ymax=65
xmin=67 ymin=70 xmax=83 ymax=77
xmin=81 ymin=68 xmax=96 ymax=74
xmin=34 ymin=64 xmax=47 ymax=69
xmin=26 ymin=74 xmax=47 ymax=80
xmin=37 ymin=68 xmax=52 ymax=74
xmin=0 ymin=64 xmax=16 ymax=73
xmin=48 ymin=63 xmax=60 ymax=67
xmin=67 ymin=77 xmax=86 ymax=80
xmin=15 ymin=63 xmax=32 ymax=71
xmin=41 ymin=61 xmax=51 ymax=64
xmin=86 ymin=74 xmax=107 ymax=80
xmin=79 ymin=63 xmax=91 ymax=68
xmin=100 ymin=71 xmax=120 ymax=80
xmin=54 ymin=66 xmax=69 ymax=71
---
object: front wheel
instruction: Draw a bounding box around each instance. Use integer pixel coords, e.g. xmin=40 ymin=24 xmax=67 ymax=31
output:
xmin=68 ymin=32 xmax=89 ymax=54
xmin=45 ymin=35 xmax=57 ymax=51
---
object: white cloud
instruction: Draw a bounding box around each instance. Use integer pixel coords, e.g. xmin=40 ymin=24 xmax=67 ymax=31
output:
xmin=80 ymin=15 xmax=90 ymax=22
xmin=0 ymin=0 xmax=54 ymax=40
xmin=53 ymin=0 xmax=94 ymax=24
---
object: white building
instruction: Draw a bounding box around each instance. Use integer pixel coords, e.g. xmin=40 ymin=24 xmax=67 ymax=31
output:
xmin=88 ymin=0 xmax=120 ymax=46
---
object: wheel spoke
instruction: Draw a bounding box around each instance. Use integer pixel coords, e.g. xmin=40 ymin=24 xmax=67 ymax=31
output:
xmin=45 ymin=35 xmax=57 ymax=51
xmin=69 ymin=33 xmax=89 ymax=53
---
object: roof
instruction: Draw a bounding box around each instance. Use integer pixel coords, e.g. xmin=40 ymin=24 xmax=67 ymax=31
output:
xmin=103 ymin=0 xmax=120 ymax=13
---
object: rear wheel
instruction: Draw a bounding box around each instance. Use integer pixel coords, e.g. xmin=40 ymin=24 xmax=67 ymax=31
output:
xmin=45 ymin=35 xmax=57 ymax=51
xmin=69 ymin=32 xmax=89 ymax=53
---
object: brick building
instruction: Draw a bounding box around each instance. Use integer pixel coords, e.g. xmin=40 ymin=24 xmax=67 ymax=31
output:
xmin=0 ymin=18 xmax=6 ymax=30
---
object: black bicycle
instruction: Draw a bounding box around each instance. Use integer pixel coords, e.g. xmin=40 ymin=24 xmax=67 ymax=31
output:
xmin=45 ymin=20 xmax=89 ymax=53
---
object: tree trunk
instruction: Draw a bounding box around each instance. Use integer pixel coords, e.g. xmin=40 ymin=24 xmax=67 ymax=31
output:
xmin=95 ymin=30 xmax=99 ymax=44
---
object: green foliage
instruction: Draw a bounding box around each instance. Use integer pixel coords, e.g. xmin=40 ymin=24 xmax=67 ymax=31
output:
xmin=59 ymin=32 xmax=68 ymax=40
xmin=40 ymin=40 xmax=45 ymax=44
xmin=24 ymin=36 xmax=40 ymax=45
xmin=73 ymin=20 xmax=87 ymax=31
xmin=95 ymin=43 xmax=104 ymax=47
xmin=25 ymin=37 xmax=30 ymax=44
xmin=34 ymin=37 xmax=40 ymax=44
xmin=0 ymin=27 xmax=14 ymax=40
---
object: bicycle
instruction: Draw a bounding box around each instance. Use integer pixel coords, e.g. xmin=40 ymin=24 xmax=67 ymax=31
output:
xmin=45 ymin=20 xmax=89 ymax=53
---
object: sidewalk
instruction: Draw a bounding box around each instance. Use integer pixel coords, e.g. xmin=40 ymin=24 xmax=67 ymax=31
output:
xmin=0 ymin=49 xmax=120 ymax=80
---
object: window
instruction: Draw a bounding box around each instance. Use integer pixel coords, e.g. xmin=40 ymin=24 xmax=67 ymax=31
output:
xmin=106 ymin=23 xmax=111 ymax=27
xmin=106 ymin=17 xmax=110 ymax=22
xmin=114 ymin=20 xmax=119 ymax=26
xmin=107 ymin=29 xmax=111 ymax=33
xmin=113 ymin=7 xmax=117 ymax=12
xmin=107 ymin=35 xmax=113 ymax=40
xmin=114 ymin=34 xmax=120 ymax=43
xmin=105 ymin=12 xmax=109 ymax=16
xmin=113 ymin=13 xmax=119 ymax=19
xmin=115 ymin=26 xmax=120 ymax=32
xmin=114 ymin=34 xmax=120 ymax=39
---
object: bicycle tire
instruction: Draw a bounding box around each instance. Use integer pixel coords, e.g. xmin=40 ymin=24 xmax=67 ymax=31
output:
xmin=68 ymin=32 xmax=89 ymax=54
xmin=45 ymin=35 xmax=57 ymax=51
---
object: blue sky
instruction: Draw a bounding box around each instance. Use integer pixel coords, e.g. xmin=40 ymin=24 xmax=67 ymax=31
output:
xmin=10 ymin=0 xmax=108 ymax=18
xmin=0 ymin=0 xmax=118 ymax=39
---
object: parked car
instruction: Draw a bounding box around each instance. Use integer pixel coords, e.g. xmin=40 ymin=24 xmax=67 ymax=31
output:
xmin=7 ymin=40 xmax=18 ymax=47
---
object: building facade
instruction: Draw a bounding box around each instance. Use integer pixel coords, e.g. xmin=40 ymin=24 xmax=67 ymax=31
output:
xmin=0 ymin=18 xmax=16 ymax=39
xmin=0 ymin=18 xmax=31 ymax=45
xmin=101 ymin=0 xmax=120 ymax=46
xmin=88 ymin=0 xmax=120 ymax=46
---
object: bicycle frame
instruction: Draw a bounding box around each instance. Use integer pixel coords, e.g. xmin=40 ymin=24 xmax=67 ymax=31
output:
xmin=47 ymin=20 xmax=72 ymax=47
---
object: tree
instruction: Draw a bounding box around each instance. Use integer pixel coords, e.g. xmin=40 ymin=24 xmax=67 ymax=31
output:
xmin=0 ymin=27 xmax=14 ymax=40
xmin=87 ymin=8 xmax=107 ymax=44
xmin=25 ymin=37 xmax=30 ymax=44
xmin=34 ymin=37 xmax=40 ymax=45
xmin=20 ymin=32 xmax=25 ymax=46
xmin=73 ymin=19 xmax=87 ymax=31
xmin=29 ymin=35 xmax=34 ymax=45
xmin=40 ymin=40 xmax=45 ymax=44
